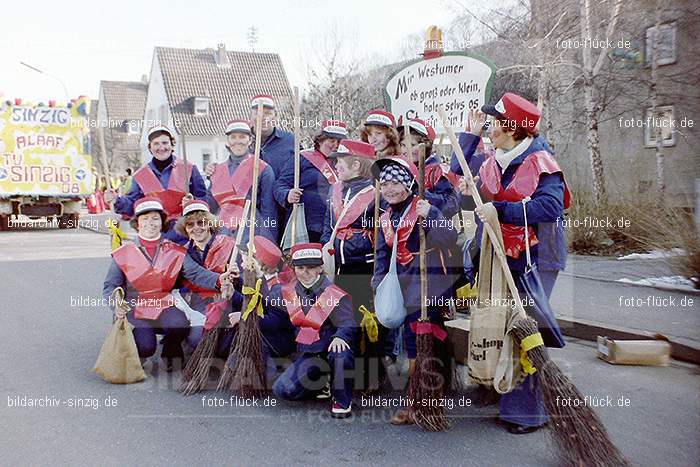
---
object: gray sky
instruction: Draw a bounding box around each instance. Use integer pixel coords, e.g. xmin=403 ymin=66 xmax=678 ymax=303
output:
xmin=1 ymin=0 xmax=468 ymax=103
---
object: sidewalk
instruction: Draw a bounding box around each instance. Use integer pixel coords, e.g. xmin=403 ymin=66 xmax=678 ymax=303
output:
xmin=563 ymin=253 xmax=698 ymax=294
xmin=554 ymin=253 xmax=699 ymax=363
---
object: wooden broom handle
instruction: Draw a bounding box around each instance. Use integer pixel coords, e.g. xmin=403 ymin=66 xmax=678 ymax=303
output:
xmin=417 ymin=143 xmax=428 ymax=322
xmin=248 ymin=104 xmax=264 ymax=254
xmin=291 ymin=87 xmax=301 ymax=245
xmin=437 ymin=109 xmax=527 ymax=319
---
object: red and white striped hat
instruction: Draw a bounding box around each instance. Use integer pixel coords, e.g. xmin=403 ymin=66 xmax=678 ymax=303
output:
xmin=290 ymin=243 xmax=324 ymax=266
xmin=321 ymin=120 xmax=349 ymax=139
xmin=224 ymin=119 xmax=252 ymax=135
xmin=146 ymin=125 xmax=174 ymax=141
xmin=134 ymin=196 xmax=165 ymax=216
xmin=250 ymin=94 xmax=275 ymax=109
xmin=182 ymin=199 xmax=210 ymax=216
xmin=330 ymin=139 xmax=376 ymax=160
xmin=365 ymin=109 xmax=396 ymax=128
xmin=397 ymin=117 xmax=436 ymax=140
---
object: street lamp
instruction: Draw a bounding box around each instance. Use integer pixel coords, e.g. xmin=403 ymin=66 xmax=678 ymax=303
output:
xmin=19 ymin=61 xmax=70 ymax=102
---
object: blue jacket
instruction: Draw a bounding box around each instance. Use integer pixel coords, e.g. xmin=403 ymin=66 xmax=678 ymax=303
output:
xmin=113 ymin=157 xmax=207 ymax=217
xmin=320 ymin=177 xmax=385 ymax=266
xmin=102 ymin=238 xmax=221 ymax=308
xmin=450 ymin=133 xmax=567 ymax=272
xmin=424 ymin=155 xmax=460 ymax=219
xmin=273 ymin=151 xmax=335 ymax=236
xmin=205 ymin=153 xmax=278 ymax=242
xmin=260 ymin=128 xmax=295 ymax=178
xmin=371 ymin=194 xmax=458 ymax=312
xmin=263 ymin=276 xmax=356 ymax=354
xmin=185 ymin=234 xmax=243 ymax=317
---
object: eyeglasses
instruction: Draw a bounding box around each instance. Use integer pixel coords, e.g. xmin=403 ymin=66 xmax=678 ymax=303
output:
xmin=185 ymin=219 xmax=207 ymax=229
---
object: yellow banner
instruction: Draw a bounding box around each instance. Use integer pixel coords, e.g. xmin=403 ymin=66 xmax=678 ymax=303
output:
xmin=0 ymin=101 xmax=93 ymax=196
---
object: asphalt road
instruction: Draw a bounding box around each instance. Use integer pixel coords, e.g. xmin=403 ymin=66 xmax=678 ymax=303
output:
xmin=1 ymin=227 xmax=698 ymax=466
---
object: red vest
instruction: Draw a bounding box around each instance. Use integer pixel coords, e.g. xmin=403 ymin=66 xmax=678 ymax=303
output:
xmin=331 ymin=183 xmax=375 ymax=240
xmin=424 ymin=162 xmax=446 ymax=191
xmin=133 ymin=160 xmax=193 ymax=221
xmin=112 ymin=240 xmax=186 ymax=320
xmin=267 ymin=266 xmax=294 ymax=288
xmin=182 ymin=235 xmax=234 ymax=297
xmin=210 ymin=155 xmax=269 ymax=230
xmin=281 ymin=281 xmax=347 ymax=345
xmin=380 ymin=197 xmax=420 ymax=267
xmin=479 ymin=150 xmax=571 ymax=259
xmin=301 ymin=149 xmax=338 ymax=184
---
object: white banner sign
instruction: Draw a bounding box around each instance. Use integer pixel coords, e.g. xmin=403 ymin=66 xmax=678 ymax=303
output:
xmin=384 ymin=52 xmax=495 ymax=135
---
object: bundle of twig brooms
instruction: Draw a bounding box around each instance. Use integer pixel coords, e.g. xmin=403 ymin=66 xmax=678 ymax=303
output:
xmin=439 ymin=109 xmax=628 ymax=466
xmin=406 ymin=141 xmax=450 ymax=432
xmin=217 ymin=104 xmax=268 ymax=398
xmin=179 ymin=201 xmax=251 ymax=395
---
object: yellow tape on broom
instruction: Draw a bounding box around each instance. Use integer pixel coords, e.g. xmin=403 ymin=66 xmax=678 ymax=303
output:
xmin=519 ymin=332 xmax=544 ymax=375
xmin=241 ymin=279 xmax=264 ymax=320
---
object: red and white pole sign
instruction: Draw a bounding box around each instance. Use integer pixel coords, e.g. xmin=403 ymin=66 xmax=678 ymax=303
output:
xmin=384 ymin=52 xmax=495 ymax=135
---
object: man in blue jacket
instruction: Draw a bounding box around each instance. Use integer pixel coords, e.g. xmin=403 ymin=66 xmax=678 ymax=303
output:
xmin=269 ymin=243 xmax=357 ymax=419
xmin=249 ymin=94 xmax=296 ymax=178
xmin=274 ymin=120 xmax=348 ymax=243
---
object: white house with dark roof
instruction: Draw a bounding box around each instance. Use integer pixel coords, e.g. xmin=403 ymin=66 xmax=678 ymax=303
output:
xmin=140 ymin=43 xmax=294 ymax=170
xmin=95 ymin=79 xmax=148 ymax=173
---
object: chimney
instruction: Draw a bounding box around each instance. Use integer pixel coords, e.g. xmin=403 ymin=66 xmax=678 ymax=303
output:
xmin=215 ymin=43 xmax=231 ymax=68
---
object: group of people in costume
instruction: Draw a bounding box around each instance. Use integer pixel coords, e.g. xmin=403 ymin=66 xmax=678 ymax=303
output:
xmin=101 ymin=91 xmax=569 ymax=431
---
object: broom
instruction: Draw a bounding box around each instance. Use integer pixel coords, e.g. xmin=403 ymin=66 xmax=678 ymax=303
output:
xmin=217 ymin=103 xmax=268 ymax=397
xmin=406 ymin=142 xmax=449 ymax=432
xmin=180 ymin=201 xmax=251 ymax=395
xmin=438 ymin=109 xmax=628 ymax=465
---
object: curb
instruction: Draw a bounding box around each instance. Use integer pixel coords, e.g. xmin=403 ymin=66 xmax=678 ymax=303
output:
xmin=557 ymin=317 xmax=700 ymax=365
xmin=559 ymin=270 xmax=700 ymax=296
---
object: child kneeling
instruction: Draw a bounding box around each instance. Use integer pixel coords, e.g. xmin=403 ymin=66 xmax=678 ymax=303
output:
xmin=267 ymin=243 xmax=357 ymax=418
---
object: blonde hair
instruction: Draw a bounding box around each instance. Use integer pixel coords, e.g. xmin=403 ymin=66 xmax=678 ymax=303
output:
xmin=174 ymin=210 xmax=221 ymax=237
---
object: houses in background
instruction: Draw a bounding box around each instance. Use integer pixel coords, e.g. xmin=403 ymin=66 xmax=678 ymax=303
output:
xmin=140 ymin=43 xmax=293 ymax=169
xmin=94 ymin=79 xmax=148 ymax=175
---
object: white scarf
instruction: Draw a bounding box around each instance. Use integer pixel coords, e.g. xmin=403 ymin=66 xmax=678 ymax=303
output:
xmin=495 ymin=137 xmax=533 ymax=170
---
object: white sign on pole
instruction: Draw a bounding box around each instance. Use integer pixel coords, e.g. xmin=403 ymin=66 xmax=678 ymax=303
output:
xmin=384 ymin=52 xmax=495 ymax=135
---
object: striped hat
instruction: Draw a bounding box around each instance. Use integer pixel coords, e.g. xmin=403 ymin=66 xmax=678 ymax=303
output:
xmin=224 ymin=119 xmax=252 ymax=135
xmin=134 ymin=197 xmax=165 ymax=216
xmin=250 ymin=94 xmax=275 ymax=109
xmin=290 ymin=243 xmax=324 ymax=266
xmin=397 ymin=117 xmax=436 ymax=140
xmin=365 ymin=109 xmax=396 ymax=128
xmin=321 ymin=120 xmax=349 ymax=139
xmin=183 ymin=199 xmax=210 ymax=216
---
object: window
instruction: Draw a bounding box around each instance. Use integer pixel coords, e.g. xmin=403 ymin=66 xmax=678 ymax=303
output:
xmin=202 ymin=150 xmax=212 ymax=168
xmin=644 ymin=105 xmax=675 ymax=147
xmin=193 ymin=97 xmax=211 ymax=116
xmin=127 ymin=120 xmax=140 ymax=135
xmin=645 ymin=22 xmax=676 ymax=66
